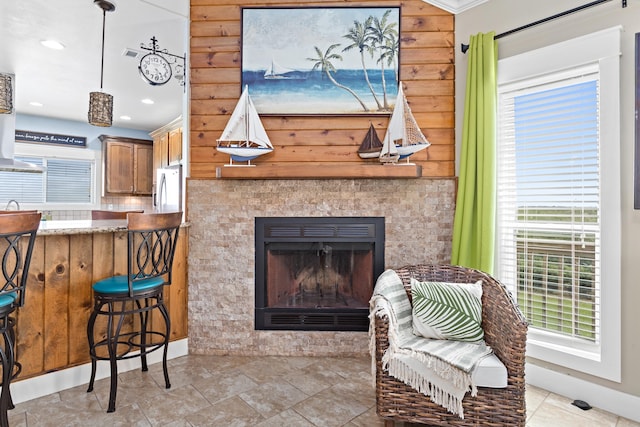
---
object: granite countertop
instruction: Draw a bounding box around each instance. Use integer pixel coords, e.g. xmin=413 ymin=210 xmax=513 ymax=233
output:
xmin=36 ymin=219 xmax=190 ymax=236
xmin=36 ymin=219 xmax=128 ymax=236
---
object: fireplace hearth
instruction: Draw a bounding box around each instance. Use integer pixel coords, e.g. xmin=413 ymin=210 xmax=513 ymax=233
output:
xmin=255 ymin=217 xmax=384 ymax=331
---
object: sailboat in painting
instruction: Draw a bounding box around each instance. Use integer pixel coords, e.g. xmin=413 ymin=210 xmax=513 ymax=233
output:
xmin=264 ymin=58 xmax=306 ymax=80
xmin=216 ymin=85 xmax=274 ymax=166
xmin=357 ymin=123 xmax=384 ymax=159
xmin=379 ymin=84 xmax=430 ymax=164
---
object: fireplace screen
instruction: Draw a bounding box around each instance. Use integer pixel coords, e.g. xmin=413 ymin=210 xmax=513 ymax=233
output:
xmin=255 ymin=217 xmax=384 ymax=331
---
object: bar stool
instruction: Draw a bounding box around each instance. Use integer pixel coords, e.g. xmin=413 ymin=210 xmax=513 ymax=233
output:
xmin=0 ymin=211 xmax=41 ymax=427
xmin=91 ymin=210 xmax=143 ymax=220
xmin=86 ymin=211 xmax=182 ymax=413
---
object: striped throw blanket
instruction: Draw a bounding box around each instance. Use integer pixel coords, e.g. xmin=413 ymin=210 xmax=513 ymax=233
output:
xmin=369 ymin=269 xmax=493 ymax=419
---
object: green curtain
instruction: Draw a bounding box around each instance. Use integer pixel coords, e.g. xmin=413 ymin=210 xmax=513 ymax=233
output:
xmin=451 ymin=32 xmax=498 ymax=274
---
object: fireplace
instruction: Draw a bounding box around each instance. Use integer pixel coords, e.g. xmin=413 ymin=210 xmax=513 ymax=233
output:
xmin=255 ymin=217 xmax=385 ymax=331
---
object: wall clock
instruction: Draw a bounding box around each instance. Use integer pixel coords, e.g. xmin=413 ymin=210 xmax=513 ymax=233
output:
xmin=138 ymin=53 xmax=172 ymax=86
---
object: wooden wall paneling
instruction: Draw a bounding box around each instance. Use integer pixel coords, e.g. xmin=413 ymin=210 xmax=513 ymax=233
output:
xmin=67 ymin=234 xmax=93 ymax=366
xmin=10 ymin=229 xmax=189 ymax=381
xmin=169 ymin=228 xmax=188 ymax=339
xmin=15 ymin=236 xmax=45 ymax=378
xmin=43 ymin=235 xmax=70 ymax=371
xmin=189 ymin=0 xmax=455 ymax=179
xmin=90 ymin=233 xmax=114 ymax=349
xmin=191 ymin=83 xmax=239 ymax=100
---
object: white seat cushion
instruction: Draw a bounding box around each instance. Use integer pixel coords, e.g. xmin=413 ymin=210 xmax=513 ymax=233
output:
xmin=393 ymin=350 xmax=508 ymax=389
xmin=472 ymin=352 xmax=508 ymax=388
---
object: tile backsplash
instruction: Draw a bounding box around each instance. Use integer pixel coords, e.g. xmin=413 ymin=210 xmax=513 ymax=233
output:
xmin=43 ymin=196 xmax=153 ymax=220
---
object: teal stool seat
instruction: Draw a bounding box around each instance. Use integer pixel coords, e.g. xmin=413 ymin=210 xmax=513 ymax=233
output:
xmin=92 ymin=275 xmax=164 ymax=295
xmin=0 ymin=294 xmax=16 ymax=311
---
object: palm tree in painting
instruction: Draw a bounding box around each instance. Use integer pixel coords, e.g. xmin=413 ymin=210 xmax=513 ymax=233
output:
xmin=380 ymin=33 xmax=400 ymax=85
xmin=369 ymin=10 xmax=398 ymax=109
xmin=307 ymin=44 xmax=369 ymax=112
xmin=342 ymin=17 xmax=382 ymax=110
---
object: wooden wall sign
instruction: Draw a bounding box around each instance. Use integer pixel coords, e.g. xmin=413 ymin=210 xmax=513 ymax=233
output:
xmin=15 ymin=129 xmax=87 ymax=147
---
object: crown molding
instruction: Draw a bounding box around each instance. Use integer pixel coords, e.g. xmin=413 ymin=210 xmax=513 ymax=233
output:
xmin=422 ymin=0 xmax=489 ymax=14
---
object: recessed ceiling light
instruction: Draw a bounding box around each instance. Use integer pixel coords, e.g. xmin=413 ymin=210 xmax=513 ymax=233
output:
xmin=29 ymin=101 xmax=43 ymax=107
xmin=41 ymin=40 xmax=65 ymax=50
xmin=120 ymin=115 xmax=131 ymax=120
xmin=141 ymin=98 xmax=154 ymax=105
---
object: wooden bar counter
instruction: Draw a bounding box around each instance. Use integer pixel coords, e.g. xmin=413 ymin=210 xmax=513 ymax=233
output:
xmin=15 ymin=219 xmax=189 ymax=381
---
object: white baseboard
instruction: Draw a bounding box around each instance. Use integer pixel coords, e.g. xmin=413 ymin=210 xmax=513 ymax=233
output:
xmin=11 ymin=338 xmax=188 ymax=405
xmin=526 ymin=362 xmax=640 ymax=422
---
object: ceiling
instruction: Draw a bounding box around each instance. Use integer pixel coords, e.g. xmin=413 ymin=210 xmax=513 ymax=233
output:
xmin=0 ymin=0 xmax=188 ymax=132
xmin=0 ymin=1 xmax=487 ymax=133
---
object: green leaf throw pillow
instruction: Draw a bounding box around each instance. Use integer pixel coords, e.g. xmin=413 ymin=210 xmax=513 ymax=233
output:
xmin=411 ymin=278 xmax=484 ymax=342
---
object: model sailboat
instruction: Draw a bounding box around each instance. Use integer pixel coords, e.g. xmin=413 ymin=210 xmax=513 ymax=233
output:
xmin=216 ymin=85 xmax=274 ymax=166
xmin=357 ymin=123 xmax=384 ymax=159
xmin=379 ymin=84 xmax=430 ymax=164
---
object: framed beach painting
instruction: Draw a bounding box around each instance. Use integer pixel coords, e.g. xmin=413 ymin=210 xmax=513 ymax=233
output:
xmin=241 ymin=6 xmax=400 ymax=115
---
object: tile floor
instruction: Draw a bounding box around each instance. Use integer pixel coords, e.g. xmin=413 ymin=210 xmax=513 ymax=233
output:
xmin=7 ymin=354 xmax=640 ymax=426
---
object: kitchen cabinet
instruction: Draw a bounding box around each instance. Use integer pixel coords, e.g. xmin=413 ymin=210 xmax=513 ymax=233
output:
xmin=151 ymin=117 xmax=182 ymax=179
xmin=168 ymin=127 xmax=182 ymax=165
xmin=154 ymin=132 xmax=169 ymax=173
xmin=100 ymin=135 xmax=153 ymax=195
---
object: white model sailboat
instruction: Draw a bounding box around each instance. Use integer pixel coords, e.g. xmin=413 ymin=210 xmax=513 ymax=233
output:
xmin=379 ymin=84 xmax=431 ymax=164
xmin=216 ymin=85 xmax=274 ymax=166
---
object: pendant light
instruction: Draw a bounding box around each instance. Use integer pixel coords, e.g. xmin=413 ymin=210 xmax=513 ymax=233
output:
xmin=88 ymin=0 xmax=116 ymax=127
xmin=0 ymin=73 xmax=13 ymax=114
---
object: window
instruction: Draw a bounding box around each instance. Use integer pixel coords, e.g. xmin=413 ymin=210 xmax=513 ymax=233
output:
xmin=0 ymin=143 xmax=100 ymax=210
xmin=496 ymin=27 xmax=621 ymax=381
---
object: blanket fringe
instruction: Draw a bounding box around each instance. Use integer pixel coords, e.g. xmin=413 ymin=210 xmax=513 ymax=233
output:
xmin=387 ymin=356 xmax=465 ymax=418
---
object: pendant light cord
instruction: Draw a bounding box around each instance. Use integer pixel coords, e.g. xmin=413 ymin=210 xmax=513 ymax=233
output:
xmin=100 ymin=8 xmax=106 ymax=90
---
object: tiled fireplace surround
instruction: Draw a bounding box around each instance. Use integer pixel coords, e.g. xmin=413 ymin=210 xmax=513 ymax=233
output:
xmin=187 ymin=178 xmax=456 ymax=356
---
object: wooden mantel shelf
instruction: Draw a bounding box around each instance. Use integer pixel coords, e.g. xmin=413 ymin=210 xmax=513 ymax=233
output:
xmin=215 ymin=164 xmax=422 ymax=179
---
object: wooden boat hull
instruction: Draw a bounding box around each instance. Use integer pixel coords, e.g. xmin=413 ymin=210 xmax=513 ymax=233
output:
xmin=358 ymin=150 xmax=382 ymax=159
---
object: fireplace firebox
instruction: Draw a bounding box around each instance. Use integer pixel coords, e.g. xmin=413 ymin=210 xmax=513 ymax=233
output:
xmin=255 ymin=217 xmax=384 ymax=331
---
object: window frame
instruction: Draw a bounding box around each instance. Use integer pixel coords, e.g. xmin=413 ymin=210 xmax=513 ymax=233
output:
xmin=9 ymin=142 xmax=102 ymax=211
xmin=496 ymin=26 xmax=621 ymax=382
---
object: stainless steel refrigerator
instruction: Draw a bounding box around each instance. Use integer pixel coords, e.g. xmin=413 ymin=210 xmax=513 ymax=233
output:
xmin=154 ymin=164 xmax=182 ymax=214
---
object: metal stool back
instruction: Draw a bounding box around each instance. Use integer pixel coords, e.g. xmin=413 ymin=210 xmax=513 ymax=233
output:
xmin=0 ymin=211 xmax=40 ymax=427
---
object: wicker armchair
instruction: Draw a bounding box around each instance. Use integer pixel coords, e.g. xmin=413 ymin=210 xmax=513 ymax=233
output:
xmin=373 ymin=264 xmax=528 ymax=426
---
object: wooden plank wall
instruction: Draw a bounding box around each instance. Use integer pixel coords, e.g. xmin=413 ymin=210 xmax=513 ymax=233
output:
xmin=190 ymin=0 xmax=455 ymax=179
xmin=14 ymin=229 xmax=189 ymax=380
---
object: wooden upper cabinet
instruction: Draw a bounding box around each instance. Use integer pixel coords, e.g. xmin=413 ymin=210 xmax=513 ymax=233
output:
xmin=168 ymin=127 xmax=182 ymax=165
xmin=151 ymin=117 xmax=183 ymax=176
xmin=153 ymin=132 xmax=170 ymax=175
xmin=134 ymin=143 xmax=153 ymax=195
xmin=100 ymin=135 xmax=153 ymax=195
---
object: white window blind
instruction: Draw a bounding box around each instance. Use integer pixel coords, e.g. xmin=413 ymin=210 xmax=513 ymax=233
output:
xmin=0 ymin=155 xmax=95 ymax=207
xmin=497 ymin=73 xmax=600 ymax=344
xmin=0 ymin=157 xmax=44 ymax=203
xmin=495 ymin=26 xmax=621 ymax=382
xmin=46 ymin=159 xmax=92 ymax=203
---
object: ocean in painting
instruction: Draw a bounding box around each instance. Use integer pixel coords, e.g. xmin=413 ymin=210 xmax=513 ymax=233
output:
xmin=242 ymin=69 xmax=399 ymax=115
